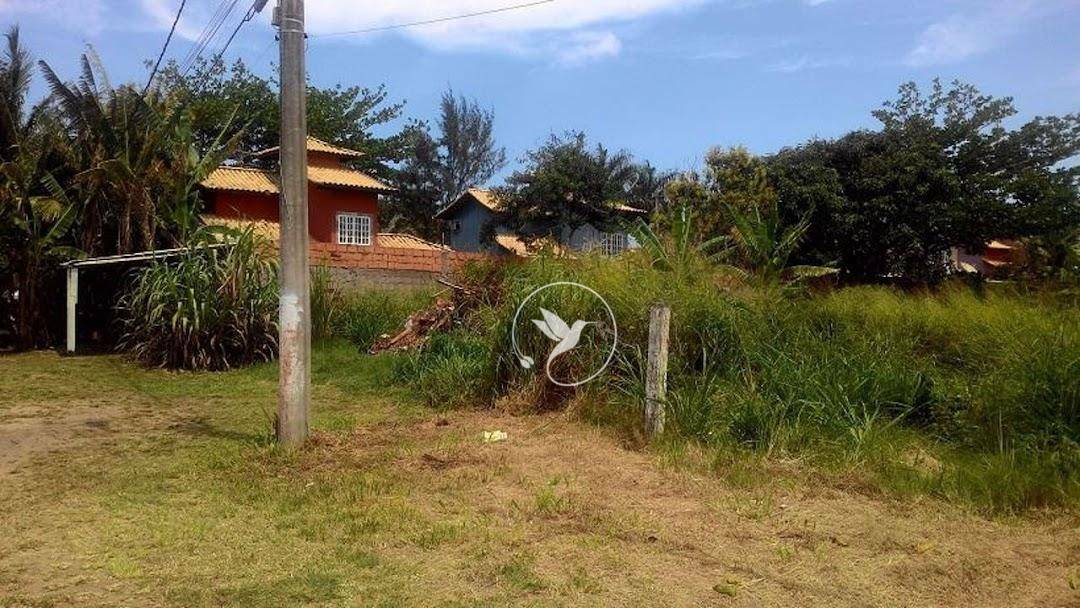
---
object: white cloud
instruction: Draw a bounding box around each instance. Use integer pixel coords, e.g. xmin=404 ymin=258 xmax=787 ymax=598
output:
xmin=555 ymin=31 xmax=622 ymax=65
xmin=304 ymin=0 xmax=708 ymax=37
xmin=301 ymin=0 xmax=708 ymax=62
xmin=904 ymin=0 xmax=1063 ymax=66
xmin=767 ymin=55 xmax=850 ymax=73
xmin=138 ymin=0 xmax=204 ymax=41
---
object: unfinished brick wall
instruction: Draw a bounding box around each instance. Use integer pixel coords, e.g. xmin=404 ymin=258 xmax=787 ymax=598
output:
xmin=309 ymin=243 xmax=490 ymax=275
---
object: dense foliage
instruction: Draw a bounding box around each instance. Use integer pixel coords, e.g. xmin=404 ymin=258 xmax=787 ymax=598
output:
xmin=394 ymin=254 xmax=1079 ymax=513
xmin=768 ymin=80 xmax=1080 ymax=284
xmin=386 ymin=88 xmax=507 ymax=239
xmin=157 ymin=57 xmax=409 ymax=181
xmin=493 ymin=131 xmax=666 ymax=244
xmin=117 ymin=227 xmax=278 ymax=370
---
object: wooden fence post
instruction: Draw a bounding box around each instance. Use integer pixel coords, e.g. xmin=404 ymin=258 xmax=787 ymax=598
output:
xmin=645 ymin=304 xmax=671 ymax=437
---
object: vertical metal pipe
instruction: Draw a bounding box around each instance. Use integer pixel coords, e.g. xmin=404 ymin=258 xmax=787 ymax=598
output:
xmin=276 ymin=0 xmax=310 ymax=445
xmin=66 ymin=267 xmax=78 ymax=354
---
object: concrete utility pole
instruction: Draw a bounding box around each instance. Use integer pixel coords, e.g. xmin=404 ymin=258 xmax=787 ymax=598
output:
xmin=275 ymin=0 xmax=310 ymax=445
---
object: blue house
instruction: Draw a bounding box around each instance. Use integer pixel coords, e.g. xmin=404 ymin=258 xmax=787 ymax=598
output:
xmin=434 ymin=188 xmax=643 ymax=256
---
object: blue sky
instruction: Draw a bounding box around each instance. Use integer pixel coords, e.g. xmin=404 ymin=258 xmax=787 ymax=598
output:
xmin=3 ymin=0 xmax=1079 ymax=178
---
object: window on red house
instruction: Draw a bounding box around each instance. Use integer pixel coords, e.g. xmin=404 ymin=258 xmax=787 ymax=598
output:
xmin=337 ymin=213 xmax=372 ymax=246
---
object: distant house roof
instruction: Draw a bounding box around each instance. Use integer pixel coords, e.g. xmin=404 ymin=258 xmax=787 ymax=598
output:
xmin=203 ymin=215 xmax=282 ymax=240
xmin=200 ymin=166 xmax=279 ymax=194
xmin=467 ymin=188 xmax=500 ymax=211
xmin=434 ymin=188 xmax=499 ymax=219
xmin=307 ymin=165 xmax=394 ymax=193
xmin=612 ymin=202 xmax=647 ymax=214
xmin=493 ymin=232 xmax=567 ymax=257
xmin=435 ymin=187 xmax=645 ymax=220
xmin=254 ymin=136 xmax=365 ymax=159
xmin=200 ymin=164 xmax=393 ymax=195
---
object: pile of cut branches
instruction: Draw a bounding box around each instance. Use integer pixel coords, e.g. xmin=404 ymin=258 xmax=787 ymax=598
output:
xmin=369 ymin=261 xmax=511 ymax=355
xmin=369 ymin=296 xmax=456 ymax=354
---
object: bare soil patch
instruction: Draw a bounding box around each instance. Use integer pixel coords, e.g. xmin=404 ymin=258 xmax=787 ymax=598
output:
xmin=295 ymin=410 xmax=1080 ymax=607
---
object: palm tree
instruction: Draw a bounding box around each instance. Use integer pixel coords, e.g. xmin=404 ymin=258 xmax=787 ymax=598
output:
xmin=0 ymin=27 xmax=79 ymax=348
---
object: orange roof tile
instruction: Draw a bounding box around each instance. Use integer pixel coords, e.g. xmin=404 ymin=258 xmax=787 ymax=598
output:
xmin=201 ymin=165 xmax=392 ymax=194
xmin=202 ymin=215 xmax=281 ymax=241
xmin=494 ymin=232 xmax=567 ymax=257
xmin=467 ymin=188 xmax=500 ymax=211
xmin=612 ymin=202 xmax=646 ymax=214
xmin=308 ymin=165 xmax=394 ymax=193
xmin=436 ymin=187 xmax=644 ymax=219
xmin=254 ymin=136 xmax=365 ymax=159
xmin=200 ymin=166 xmax=279 ymax=194
xmin=378 ymin=233 xmax=450 ymax=251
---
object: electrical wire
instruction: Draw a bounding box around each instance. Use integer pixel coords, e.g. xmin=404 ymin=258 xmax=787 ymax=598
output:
xmin=178 ymin=0 xmax=232 ymax=69
xmin=181 ymin=0 xmax=244 ymax=77
xmin=143 ymin=0 xmax=187 ymax=95
xmin=312 ymin=0 xmax=555 ymax=39
xmin=209 ymin=0 xmax=263 ymax=66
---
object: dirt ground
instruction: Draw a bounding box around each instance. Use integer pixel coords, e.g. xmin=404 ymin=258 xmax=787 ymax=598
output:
xmin=0 ymin=351 xmax=1077 ymax=607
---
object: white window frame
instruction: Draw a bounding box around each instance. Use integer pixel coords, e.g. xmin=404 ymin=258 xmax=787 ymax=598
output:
xmin=598 ymin=231 xmax=628 ymax=256
xmin=337 ymin=212 xmax=372 ymax=246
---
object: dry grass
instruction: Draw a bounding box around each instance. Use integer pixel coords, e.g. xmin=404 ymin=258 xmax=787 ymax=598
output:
xmin=0 ymin=345 xmax=1077 ymax=607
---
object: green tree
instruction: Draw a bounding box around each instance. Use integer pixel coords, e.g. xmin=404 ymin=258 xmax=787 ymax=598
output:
xmin=386 ymin=88 xmax=506 ymax=238
xmin=663 ymin=146 xmax=778 ymax=242
xmin=40 ymin=52 xmax=238 ymax=255
xmin=0 ymin=27 xmax=78 ymax=348
xmin=158 ymin=58 xmax=409 ymax=180
xmin=494 ymin=131 xmax=638 ymax=243
xmin=769 ymin=80 xmax=1079 ymax=284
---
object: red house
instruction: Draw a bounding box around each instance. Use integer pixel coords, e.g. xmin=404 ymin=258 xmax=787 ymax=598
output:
xmin=200 ymin=136 xmax=394 ymax=246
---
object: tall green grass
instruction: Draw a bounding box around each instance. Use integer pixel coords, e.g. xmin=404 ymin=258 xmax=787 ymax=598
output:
xmin=393 ymin=253 xmax=1079 ymax=513
xmin=310 ymin=269 xmax=435 ymax=351
xmin=117 ymin=227 xmax=278 ymax=371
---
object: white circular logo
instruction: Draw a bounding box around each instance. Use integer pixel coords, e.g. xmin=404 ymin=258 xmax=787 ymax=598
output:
xmin=510 ymin=282 xmax=618 ymax=387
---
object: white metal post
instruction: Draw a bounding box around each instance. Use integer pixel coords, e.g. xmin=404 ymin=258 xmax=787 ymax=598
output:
xmin=66 ymin=267 xmax=78 ymax=353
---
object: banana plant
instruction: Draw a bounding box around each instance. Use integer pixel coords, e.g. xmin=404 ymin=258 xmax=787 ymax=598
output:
xmin=629 ymin=203 xmax=728 ymax=284
xmin=0 ymin=147 xmax=82 ymax=349
xmin=722 ymin=202 xmax=838 ymax=284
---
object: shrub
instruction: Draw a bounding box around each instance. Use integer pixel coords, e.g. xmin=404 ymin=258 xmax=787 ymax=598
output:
xmin=117 ymin=227 xmax=277 ymax=370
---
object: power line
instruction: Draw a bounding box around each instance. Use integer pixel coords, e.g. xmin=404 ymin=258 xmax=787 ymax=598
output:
xmin=252 ymin=38 xmax=277 ymax=67
xmin=181 ymin=0 xmax=243 ymax=77
xmin=209 ymin=0 xmax=266 ymax=66
xmin=178 ymin=0 xmax=233 ymax=70
xmin=143 ymin=0 xmax=187 ymax=95
xmin=312 ymin=0 xmax=555 ymax=39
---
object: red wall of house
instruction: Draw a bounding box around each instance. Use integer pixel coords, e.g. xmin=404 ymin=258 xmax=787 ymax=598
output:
xmin=208 ymin=185 xmax=379 ymax=244
xmin=308 ymin=186 xmax=380 ymax=243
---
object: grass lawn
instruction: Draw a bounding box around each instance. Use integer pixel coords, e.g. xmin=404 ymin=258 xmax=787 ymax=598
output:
xmin=1 ymin=342 xmax=1077 ymax=607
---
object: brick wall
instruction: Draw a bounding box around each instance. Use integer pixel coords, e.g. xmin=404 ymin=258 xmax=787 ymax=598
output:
xmin=325 ymin=267 xmax=443 ymax=290
xmin=309 ymin=242 xmax=490 ymax=275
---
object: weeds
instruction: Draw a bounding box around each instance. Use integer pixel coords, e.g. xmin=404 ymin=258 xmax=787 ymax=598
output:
xmin=381 ymin=255 xmax=1079 ymax=513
